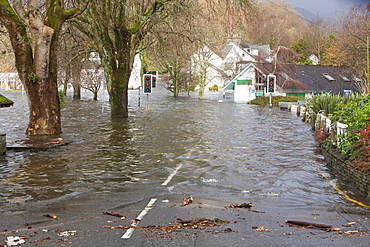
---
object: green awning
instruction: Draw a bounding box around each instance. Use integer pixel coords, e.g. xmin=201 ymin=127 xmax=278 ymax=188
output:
xmin=237 ymin=80 xmax=252 ymax=85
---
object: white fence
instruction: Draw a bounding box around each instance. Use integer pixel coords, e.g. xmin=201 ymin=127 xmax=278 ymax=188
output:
xmin=289 ymin=105 xmax=347 ymax=146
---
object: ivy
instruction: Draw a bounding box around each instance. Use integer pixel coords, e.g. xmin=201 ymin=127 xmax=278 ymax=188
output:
xmin=58 ymin=91 xmax=65 ymax=109
xmin=28 ymin=72 xmax=37 ymax=83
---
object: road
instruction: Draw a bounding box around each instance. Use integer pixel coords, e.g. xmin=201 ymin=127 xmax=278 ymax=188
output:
xmin=0 ymin=88 xmax=369 ymax=246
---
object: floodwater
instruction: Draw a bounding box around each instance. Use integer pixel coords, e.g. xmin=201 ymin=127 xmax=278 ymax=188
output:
xmin=0 ymin=86 xmax=369 ymax=224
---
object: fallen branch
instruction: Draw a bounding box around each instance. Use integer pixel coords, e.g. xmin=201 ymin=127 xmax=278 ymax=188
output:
xmin=229 ymin=203 xmax=252 ymax=208
xmin=103 ymin=211 xmax=126 ymax=219
xmin=285 ymin=220 xmax=332 ymax=229
xmin=248 ymin=209 xmax=265 ymax=213
xmin=42 ymin=214 xmax=57 ymax=219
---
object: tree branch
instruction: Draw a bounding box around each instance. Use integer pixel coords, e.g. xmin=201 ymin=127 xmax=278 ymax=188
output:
xmin=63 ymin=0 xmax=90 ymax=20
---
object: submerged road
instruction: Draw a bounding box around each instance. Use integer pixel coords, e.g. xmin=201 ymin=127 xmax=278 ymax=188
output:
xmin=0 ymin=88 xmax=369 ymax=246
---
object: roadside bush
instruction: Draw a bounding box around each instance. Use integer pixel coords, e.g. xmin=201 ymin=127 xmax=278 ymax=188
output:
xmin=306 ymin=93 xmax=370 ymax=170
xmin=306 ymin=93 xmax=342 ymax=115
xmin=249 ymin=96 xmax=300 ymax=106
xmin=331 ymin=94 xmax=370 ymax=156
xmin=305 ymin=93 xmax=343 ymax=131
xmin=350 ymin=123 xmax=370 ymax=171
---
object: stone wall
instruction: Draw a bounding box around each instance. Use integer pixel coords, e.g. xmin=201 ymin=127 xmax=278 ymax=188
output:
xmin=321 ymin=145 xmax=370 ymax=198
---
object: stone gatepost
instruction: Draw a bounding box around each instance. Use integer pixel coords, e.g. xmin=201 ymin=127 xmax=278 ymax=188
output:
xmin=0 ymin=133 xmax=6 ymax=155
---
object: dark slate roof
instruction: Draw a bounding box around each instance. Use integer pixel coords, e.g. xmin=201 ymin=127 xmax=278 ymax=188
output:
xmin=291 ymin=65 xmax=359 ymax=95
xmin=255 ymin=63 xmax=360 ymax=95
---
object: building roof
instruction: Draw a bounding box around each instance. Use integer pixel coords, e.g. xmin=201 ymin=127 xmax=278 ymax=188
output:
xmin=290 ymin=65 xmax=359 ymax=95
xmin=224 ymin=62 xmax=361 ymax=95
xmin=256 ymin=63 xmax=360 ymax=95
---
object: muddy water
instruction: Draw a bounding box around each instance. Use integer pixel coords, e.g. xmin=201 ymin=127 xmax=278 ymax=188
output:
xmin=0 ymin=87 xmax=369 ymax=220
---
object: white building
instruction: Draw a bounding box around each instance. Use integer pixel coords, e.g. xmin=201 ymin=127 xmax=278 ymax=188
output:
xmin=0 ymin=73 xmax=22 ymax=90
xmin=128 ymin=53 xmax=141 ymax=89
xmin=223 ymin=63 xmax=266 ymax=103
xmin=191 ymin=38 xmax=270 ymax=93
xmin=308 ymin=54 xmax=319 ymax=65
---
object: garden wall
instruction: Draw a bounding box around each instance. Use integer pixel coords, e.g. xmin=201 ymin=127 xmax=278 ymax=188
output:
xmin=321 ymin=145 xmax=370 ymax=198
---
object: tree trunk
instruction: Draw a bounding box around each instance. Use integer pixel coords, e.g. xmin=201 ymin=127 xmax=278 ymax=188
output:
xmin=1 ymin=0 xmax=88 ymax=135
xmin=72 ymin=60 xmax=82 ymax=99
xmin=109 ymin=66 xmax=130 ymax=118
xmin=93 ymin=91 xmax=98 ymax=101
xmin=103 ymin=31 xmax=133 ymax=118
xmin=26 ymin=77 xmax=61 ymax=135
xmin=0 ymin=3 xmax=61 ymax=135
xmin=198 ymin=88 xmax=204 ymax=100
xmin=73 ymin=85 xmax=81 ymax=99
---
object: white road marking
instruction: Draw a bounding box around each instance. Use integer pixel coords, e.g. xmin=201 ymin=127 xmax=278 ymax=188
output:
xmin=122 ymin=198 xmax=157 ymax=239
xmin=161 ymin=164 xmax=182 ymax=186
xmin=122 ymin=164 xmax=182 ymax=239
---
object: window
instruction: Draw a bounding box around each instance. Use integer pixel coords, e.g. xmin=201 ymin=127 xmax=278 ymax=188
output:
xmin=322 ymin=73 xmax=335 ymax=81
xmin=340 ymin=75 xmax=350 ymax=82
xmin=353 ymin=76 xmax=362 ymax=83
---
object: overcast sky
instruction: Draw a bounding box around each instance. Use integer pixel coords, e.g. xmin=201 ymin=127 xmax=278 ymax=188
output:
xmin=284 ymin=0 xmax=369 ymax=16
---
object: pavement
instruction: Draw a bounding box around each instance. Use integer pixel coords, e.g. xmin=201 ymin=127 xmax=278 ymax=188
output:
xmin=1 ymin=195 xmax=370 ymax=247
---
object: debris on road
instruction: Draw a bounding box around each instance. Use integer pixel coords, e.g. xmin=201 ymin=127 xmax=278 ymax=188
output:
xmin=43 ymin=214 xmax=57 ymax=219
xmin=248 ymin=209 xmax=265 ymax=213
xmin=57 ymin=230 xmax=77 ymax=237
xmin=181 ymin=196 xmax=193 ymax=206
xmin=34 ymin=237 xmax=51 ymax=242
xmin=103 ymin=211 xmax=127 ymax=219
xmin=229 ymin=202 xmax=252 ymax=208
xmin=5 ymin=236 xmax=25 ymax=246
xmin=253 ymin=226 xmax=271 ymax=232
xmin=103 ymin=217 xmax=231 ymax=232
xmin=285 ymin=220 xmax=332 ymax=229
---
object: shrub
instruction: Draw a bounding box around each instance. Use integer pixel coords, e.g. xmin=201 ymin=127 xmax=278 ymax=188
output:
xmin=331 ymin=94 xmax=370 ymax=156
xmin=306 ymin=93 xmax=342 ymax=116
xmin=249 ymin=96 xmax=300 ymax=106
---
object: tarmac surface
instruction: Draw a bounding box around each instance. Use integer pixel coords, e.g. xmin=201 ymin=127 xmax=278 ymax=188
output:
xmin=1 ymin=195 xmax=370 ymax=246
xmin=1 ymin=89 xmax=370 ymax=246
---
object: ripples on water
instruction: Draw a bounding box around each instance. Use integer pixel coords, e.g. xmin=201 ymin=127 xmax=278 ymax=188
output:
xmin=0 ymin=88 xmax=369 ymax=215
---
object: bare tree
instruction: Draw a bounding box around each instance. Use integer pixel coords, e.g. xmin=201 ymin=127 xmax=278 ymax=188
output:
xmin=303 ymin=16 xmax=332 ymax=61
xmin=146 ymin=0 xmax=203 ymax=97
xmin=339 ymin=4 xmax=370 ymax=76
xmin=244 ymin=0 xmax=306 ymax=48
xmin=70 ymin=0 xmax=170 ymax=117
xmin=58 ymin=24 xmax=95 ymax=99
xmin=80 ymin=62 xmax=103 ymax=101
xmin=0 ymin=0 xmax=88 ymax=135
xmin=321 ymin=4 xmax=369 ymax=83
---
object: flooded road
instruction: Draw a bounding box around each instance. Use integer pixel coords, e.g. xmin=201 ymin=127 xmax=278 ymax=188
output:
xmin=1 ymin=86 xmax=369 ymax=245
